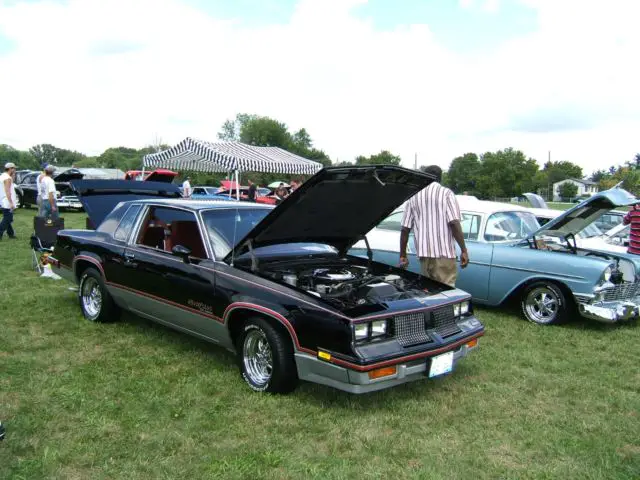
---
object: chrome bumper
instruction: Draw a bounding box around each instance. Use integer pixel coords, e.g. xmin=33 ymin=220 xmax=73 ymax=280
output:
xmin=577 ymin=297 xmax=640 ymax=323
xmin=295 ymin=339 xmax=479 ymax=394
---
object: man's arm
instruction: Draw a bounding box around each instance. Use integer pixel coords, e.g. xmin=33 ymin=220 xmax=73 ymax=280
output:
xmin=400 ymin=227 xmax=410 ymax=266
xmin=3 ymin=179 xmax=14 ymax=209
xmin=449 ymin=220 xmax=469 ymax=268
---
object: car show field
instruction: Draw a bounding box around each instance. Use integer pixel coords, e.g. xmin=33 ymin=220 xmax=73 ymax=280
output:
xmin=1 ymin=208 xmax=640 ymax=479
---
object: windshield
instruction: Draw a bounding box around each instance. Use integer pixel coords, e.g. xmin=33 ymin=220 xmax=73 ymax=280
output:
xmin=577 ymin=223 xmax=604 ymax=239
xmin=202 ymin=208 xmax=270 ymax=258
xmin=484 ymin=211 xmax=540 ymax=242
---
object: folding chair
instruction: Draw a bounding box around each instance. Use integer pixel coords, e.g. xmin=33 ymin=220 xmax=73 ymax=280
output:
xmin=31 ymin=216 xmax=64 ymax=274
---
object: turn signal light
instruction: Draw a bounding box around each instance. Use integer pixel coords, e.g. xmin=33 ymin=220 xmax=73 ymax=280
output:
xmin=466 ymin=339 xmax=478 ymax=348
xmin=368 ymin=366 xmax=397 ymax=379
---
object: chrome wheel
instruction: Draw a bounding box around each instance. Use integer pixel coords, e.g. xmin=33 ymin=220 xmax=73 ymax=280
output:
xmin=81 ymin=276 xmax=103 ymax=320
xmin=243 ymin=328 xmax=273 ymax=388
xmin=524 ymin=286 xmax=559 ymax=324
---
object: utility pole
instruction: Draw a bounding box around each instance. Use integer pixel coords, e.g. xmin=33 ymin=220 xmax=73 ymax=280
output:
xmin=547 ymin=150 xmax=551 ymax=201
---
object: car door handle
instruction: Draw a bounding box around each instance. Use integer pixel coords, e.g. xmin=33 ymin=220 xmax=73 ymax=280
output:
xmin=124 ymin=252 xmax=135 ymax=260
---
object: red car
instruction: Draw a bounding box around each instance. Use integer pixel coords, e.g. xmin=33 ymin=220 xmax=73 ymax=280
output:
xmin=124 ymin=169 xmax=178 ymax=183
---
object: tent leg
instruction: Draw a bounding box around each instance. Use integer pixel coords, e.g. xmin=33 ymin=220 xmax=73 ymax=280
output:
xmin=235 ymin=170 xmax=240 ymax=201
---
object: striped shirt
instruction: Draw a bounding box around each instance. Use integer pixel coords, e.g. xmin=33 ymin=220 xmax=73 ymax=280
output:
xmin=401 ymin=182 xmax=461 ymax=259
xmin=623 ymin=205 xmax=640 ymax=255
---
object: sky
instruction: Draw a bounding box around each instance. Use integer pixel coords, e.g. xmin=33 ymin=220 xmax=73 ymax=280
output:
xmin=0 ymin=0 xmax=638 ymax=174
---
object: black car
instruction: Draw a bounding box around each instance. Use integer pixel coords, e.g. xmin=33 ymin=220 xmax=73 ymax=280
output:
xmin=49 ymin=166 xmax=484 ymax=394
xmin=18 ymin=168 xmax=84 ymax=210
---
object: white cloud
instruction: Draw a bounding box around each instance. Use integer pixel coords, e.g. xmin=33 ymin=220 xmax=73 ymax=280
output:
xmin=0 ymin=0 xmax=638 ymax=175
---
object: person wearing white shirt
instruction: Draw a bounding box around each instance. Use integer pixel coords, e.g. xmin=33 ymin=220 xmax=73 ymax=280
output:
xmin=182 ymin=176 xmax=192 ymax=198
xmin=41 ymin=164 xmax=59 ymax=220
xmin=37 ymin=164 xmax=48 ymax=216
xmin=0 ymin=162 xmax=18 ymax=240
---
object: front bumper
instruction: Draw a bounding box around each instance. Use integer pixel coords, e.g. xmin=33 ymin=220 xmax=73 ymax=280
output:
xmin=57 ymin=197 xmax=83 ymax=210
xmin=578 ymin=297 xmax=640 ymax=323
xmin=295 ymin=336 xmax=481 ymax=394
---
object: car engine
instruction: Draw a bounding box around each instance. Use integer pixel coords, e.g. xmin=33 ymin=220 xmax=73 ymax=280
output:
xmin=270 ymin=265 xmax=432 ymax=308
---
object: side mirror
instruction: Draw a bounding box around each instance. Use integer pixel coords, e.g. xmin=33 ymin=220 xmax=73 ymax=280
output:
xmin=171 ymin=244 xmax=192 ymax=263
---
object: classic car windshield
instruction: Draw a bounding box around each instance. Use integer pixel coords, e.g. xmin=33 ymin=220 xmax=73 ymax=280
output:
xmin=202 ymin=208 xmax=270 ymax=258
xmin=483 ymin=211 xmax=540 ymax=242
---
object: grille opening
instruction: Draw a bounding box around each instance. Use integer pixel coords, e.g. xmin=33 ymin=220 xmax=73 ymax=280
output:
xmin=429 ymin=305 xmax=462 ymax=338
xmin=394 ymin=312 xmax=430 ymax=347
xmin=601 ymin=282 xmax=640 ymax=302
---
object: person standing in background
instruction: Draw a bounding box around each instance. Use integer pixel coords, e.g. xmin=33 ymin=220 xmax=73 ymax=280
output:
xmin=247 ymin=179 xmax=257 ymax=202
xmin=623 ymin=204 xmax=640 ymax=255
xmin=36 ymin=164 xmax=48 ymax=216
xmin=41 ymin=165 xmax=59 ymax=220
xmin=182 ymin=176 xmax=192 ymax=198
xmin=0 ymin=162 xmax=18 ymax=240
xmin=399 ymin=165 xmax=469 ymax=287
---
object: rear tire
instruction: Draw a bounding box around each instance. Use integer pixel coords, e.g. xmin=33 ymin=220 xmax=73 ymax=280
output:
xmin=521 ymin=282 xmax=567 ymax=325
xmin=236 ymin=317 xmax=298 ymax=393
xmin=78 ymin=268 xmax=120 ymax=322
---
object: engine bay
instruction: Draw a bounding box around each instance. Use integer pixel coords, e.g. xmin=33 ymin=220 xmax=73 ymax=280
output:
xmin=263 ymin=263 xmax=439 ymax=309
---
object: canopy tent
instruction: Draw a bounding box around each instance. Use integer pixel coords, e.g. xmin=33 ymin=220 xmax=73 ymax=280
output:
xmin=142 ymin=137 xmax=323 ymax=175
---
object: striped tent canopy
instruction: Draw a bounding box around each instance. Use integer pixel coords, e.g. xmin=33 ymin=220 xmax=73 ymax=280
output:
xmin=142 ymin=137 xmax=323 ymax=175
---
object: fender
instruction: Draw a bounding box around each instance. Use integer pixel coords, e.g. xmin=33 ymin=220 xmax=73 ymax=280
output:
xmin=73 ymin=253 xmax=105 ymax=281
xmin=491 ymin=274 xmax=574 ymax=306
xmin=223 ymin=301 xmax=315 ymax=355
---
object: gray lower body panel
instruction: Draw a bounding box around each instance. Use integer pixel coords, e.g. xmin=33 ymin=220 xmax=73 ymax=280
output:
xmin=295 ymin=340 xmax=479 ymax=394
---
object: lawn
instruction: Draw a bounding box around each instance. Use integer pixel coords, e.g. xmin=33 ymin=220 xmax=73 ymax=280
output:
xmin=1 ymin=209 xmax=639 ymax=479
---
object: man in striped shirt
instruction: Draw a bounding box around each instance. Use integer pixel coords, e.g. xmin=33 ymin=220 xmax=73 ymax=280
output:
xmin=622 ymin=204 xmax=640 ymax=255
xmin=399 ymin=165 xmax=469 ymax=287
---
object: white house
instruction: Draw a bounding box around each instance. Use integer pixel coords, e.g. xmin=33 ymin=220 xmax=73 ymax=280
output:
xmin=552 ymin=178 xmax=598 ymax=201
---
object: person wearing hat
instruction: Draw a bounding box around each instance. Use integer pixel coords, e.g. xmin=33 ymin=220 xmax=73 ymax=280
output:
xmin=0 ymin=162 xmax=18 ymax=240
xmin=41 ymin=164 xmax=59 ymax=220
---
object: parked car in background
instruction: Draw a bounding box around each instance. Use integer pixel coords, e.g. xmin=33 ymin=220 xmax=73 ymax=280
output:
xmin=124 ymin=169 xmax=178 ymax=183
xmin=48 ymin=166 xmax=484 ymax=394
xmin=594 ymin=210 xmax=626 ymax=232
xmin=17 ymin=169 xmax=84 ymax=211
xmin=352 ymin=188 xmax=640 ymax=325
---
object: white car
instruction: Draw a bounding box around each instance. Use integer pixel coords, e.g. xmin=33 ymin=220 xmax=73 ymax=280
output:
xmin=527 ymin=207 xmax=628 ymax=254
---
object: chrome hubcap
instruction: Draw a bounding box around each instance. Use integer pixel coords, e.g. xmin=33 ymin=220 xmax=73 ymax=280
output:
xmin=243 ymin=329 xmax=273 ymax=387
xmin=525 ymin=287 xmax=559 ymax=323
xmin=81 ymin=277 xmax=102 ymax=319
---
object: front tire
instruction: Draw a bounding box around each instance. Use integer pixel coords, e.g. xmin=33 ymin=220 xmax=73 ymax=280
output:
xmin=521 ymin=282 xmax=567 ymax=325
xmin=78 ymin=268 xmax=120 ymax=322
xmin=237 ymin=317 xmax=298 ymax=393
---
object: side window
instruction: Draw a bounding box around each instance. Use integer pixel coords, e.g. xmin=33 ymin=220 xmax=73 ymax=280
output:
xmin=193 ymin=187 xmax=204 ymax=195
xmin=113 ymin=205 xmax=142 ymax=242
xmin=26 ymin=174 xmax=37 ymax=185
xmin=135 ymin=206 xmax=207 ymax=259
xmin=378 ymin=212 xmax=404 ymax=231
xmin=461 ymin=213 xmax=481 ymax=241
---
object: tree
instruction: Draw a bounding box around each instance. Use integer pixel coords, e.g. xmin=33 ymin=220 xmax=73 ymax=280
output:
xmin=590 ymin=169 xmax=608 ymax=183
xmin=558 ymin=182 xmax=578 ymax=201
xmin=29 ymin=144 xmax=58 ymax=166
xmin=291 ymin=128 xmax=312 ymax=151
xmin=240 ymin=116 xmax=291 ymax=148
xmin=474 ymin=148 xmax=539 ymax=198
xmin=355 ymin=150 xmax=401 ymax=166
xmin=446 ymin=153 xmax=480 ymax=193
xmin=599 ymin=166 xmax=640 ymax=196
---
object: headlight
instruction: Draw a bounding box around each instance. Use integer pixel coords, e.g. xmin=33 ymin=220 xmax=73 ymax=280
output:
xmin=453 ymin=303 xmax=461 ymax=316
xmin=371 ymin=320 xmax=387 ymax=336
xmin=354 ymin=323 xmax=369 ymax=340
xmin=603 ymin=266 xmax=612 ymax=282
xmin=460 ymin=300 xmax=470 ymax=315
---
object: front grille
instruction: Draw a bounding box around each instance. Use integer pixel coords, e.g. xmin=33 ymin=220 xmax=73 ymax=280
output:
xmin=601 ymin=282 xmax=640 ymax=302
xmin=393 ymin=305 xmax=463 ymax=347
xmin=394 ymin=312 xmax=430 ymax=347
xmin=430 ymin=306 xmax=462 ymax=338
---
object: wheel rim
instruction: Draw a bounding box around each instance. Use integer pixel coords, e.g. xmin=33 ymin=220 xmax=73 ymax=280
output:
xmin=243 ymin=329 xmax=273 ymax=387
xmin=81 ymin=277 xmax=102 ymax=319
xmin=524 ymin=286 xmax=559 ymax=324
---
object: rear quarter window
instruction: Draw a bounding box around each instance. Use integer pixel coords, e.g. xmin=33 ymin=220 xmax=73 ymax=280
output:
xmin=113 ymin=205 xmax=142 ymax=241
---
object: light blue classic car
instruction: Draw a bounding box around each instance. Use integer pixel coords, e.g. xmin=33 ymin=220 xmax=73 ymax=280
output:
xmin=351 ymin=187 xmax=640 ymax=325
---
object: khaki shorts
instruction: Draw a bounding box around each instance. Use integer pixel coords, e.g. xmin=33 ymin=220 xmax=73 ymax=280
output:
xmin=419 ymin=257 xmax=458 ymax=287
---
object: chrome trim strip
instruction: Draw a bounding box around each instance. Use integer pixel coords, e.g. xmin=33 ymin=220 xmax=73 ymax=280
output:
xmin=490 ymin=263 xmax=584 ymax=280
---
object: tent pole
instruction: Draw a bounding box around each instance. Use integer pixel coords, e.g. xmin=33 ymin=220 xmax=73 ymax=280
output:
xmin=235 ymin=170 xmax=240 ymax=201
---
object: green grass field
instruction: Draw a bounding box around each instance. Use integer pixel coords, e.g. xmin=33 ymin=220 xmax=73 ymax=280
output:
xmin=1 ymin=209 xmax=639 ymax=479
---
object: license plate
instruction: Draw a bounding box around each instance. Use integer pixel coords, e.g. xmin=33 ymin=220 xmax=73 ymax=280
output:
xmin=428 ymin=351 xmax=454 ymax=378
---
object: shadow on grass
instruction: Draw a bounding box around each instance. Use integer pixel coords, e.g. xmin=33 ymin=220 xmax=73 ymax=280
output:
xmin=112 ymin=310 xmax=454 ymax=408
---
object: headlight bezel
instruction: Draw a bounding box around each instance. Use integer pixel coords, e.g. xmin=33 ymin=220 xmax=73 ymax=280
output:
xmin=602 ymin=266 xmax=612 ymax=283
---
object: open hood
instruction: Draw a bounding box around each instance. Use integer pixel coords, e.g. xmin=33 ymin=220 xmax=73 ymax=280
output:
xmin=54 ymin=168 xmax=84 ymax=182
xmin=534 ymin=187 xmax=637 ymax=238
xmin=226 ymin=165 xmax=434 ymax=261
xmin=70 ymin=180 xmax=182 ymax=227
